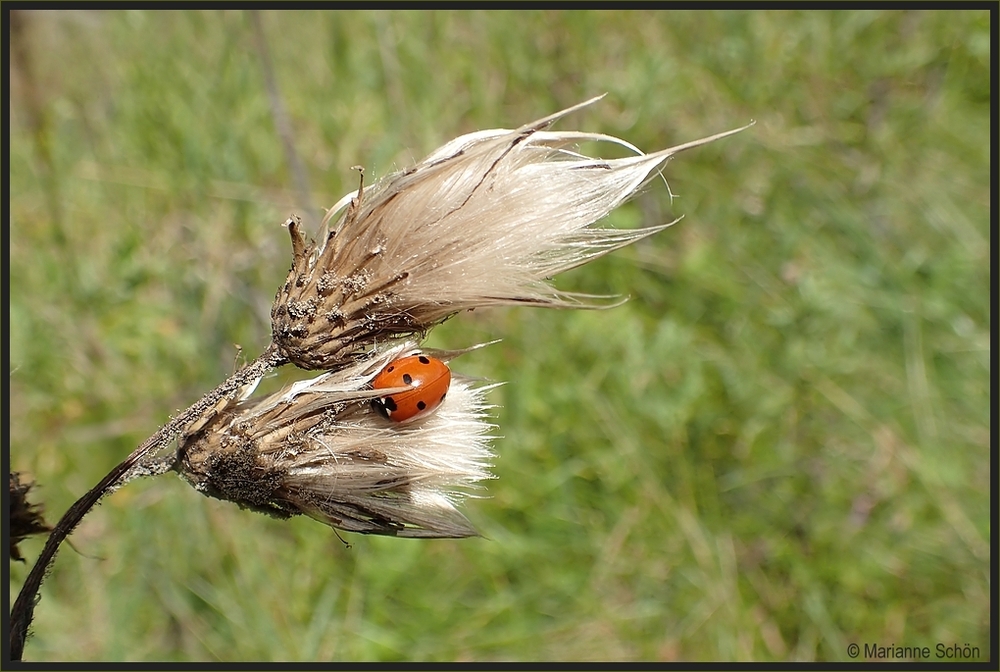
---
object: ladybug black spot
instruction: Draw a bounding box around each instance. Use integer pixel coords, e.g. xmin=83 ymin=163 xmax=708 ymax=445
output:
xmin=402 ymin=373 xmax=413 ymax=385
xmin=416 ymin=400 xmax=427 ymax=411
xmin=418 ymin=355 xmax=430 ymax=364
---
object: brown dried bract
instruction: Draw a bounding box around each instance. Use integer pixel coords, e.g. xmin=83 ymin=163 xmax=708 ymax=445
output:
xmin=9 ymin=472 xmax=52 ymax=562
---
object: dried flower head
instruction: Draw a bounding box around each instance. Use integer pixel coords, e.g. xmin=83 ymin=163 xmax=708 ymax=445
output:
xmin=271 ymin=96 xmax=753 ymax=370
xmin=9 ymin=472 xmax=52 ymax=562
xmin=179 ymin=99 xmax=751 ymax=537
xmin=176 ymin=342 xmax=495 ymax=538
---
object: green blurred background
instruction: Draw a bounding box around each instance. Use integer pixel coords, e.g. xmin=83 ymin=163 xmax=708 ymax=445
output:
xmin=8 ymin=9 xmax=990 ymax=662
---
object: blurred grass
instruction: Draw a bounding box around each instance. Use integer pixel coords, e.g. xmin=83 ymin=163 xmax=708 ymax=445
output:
xmin=8 ymin=9 xmax=990 ymax=663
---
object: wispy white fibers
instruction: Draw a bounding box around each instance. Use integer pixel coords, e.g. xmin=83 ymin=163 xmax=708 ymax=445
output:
xmin=177 ymin=341 xmax=496 ymax=538
xmin=317 ymin=95 xmax=753 ymax=311
xmin=182 ymin=99 xmax=753 ymax=535
xmin=270 ymin=96 xmax=753 ymax=370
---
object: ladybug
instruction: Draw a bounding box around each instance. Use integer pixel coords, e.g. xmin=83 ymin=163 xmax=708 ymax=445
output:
xmin=371 ymin=354 xmax=451 ymax=423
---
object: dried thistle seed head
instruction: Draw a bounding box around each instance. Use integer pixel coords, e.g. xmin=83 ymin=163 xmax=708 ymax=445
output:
xmin=270 ymin=96 xmax=753 ymax=370
xmin=175 ymin=341 xmax=496 ymax=538
xmin=9 ymin=472 xmax=52 ymax=561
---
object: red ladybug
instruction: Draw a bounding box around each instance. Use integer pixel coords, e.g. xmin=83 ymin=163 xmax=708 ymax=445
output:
xmin=371 ymin=355 xmax=451 ymax=423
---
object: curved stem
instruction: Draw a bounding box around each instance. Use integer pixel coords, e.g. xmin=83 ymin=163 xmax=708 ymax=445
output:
xmin=10 ymin=344 xmax=288 ymax=660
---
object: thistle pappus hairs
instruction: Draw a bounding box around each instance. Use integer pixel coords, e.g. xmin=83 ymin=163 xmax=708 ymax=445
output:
xmin=177 ymin=97 xmax=750 ymax=538
xmin=270 ymin=95 xmax=753 ymax=371
xmin=177 ymin=341 xmax=496 ymax=538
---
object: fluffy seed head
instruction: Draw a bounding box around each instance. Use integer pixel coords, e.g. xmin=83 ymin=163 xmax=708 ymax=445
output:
xmin=270 ymin=96 xmax=753 ymax=370
xmin=176 ymin=341 xmax=495 ymax=538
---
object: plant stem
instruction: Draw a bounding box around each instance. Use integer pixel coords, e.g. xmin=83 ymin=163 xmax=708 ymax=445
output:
xmin=9 ymin=344 xmax=287 ymax=660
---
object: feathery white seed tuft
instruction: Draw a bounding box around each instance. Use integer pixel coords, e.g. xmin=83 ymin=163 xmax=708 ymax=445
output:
xmin=270 ymin=96 xmax=753 ymax=370
xmin=177 ymin=341 xmax=496 ymax=538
